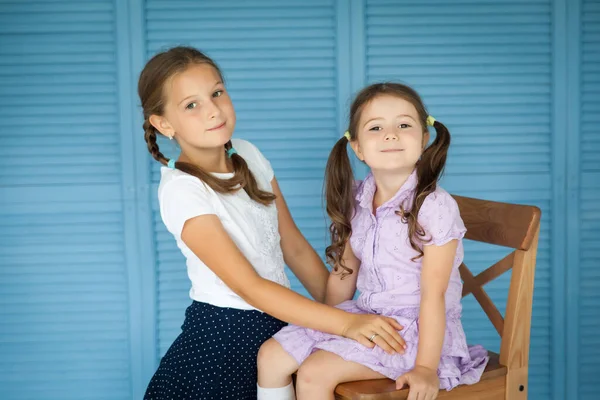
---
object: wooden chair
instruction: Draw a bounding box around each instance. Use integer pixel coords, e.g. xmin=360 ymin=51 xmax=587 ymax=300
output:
xmin=334 ymin=195 xmax=542 ymax=400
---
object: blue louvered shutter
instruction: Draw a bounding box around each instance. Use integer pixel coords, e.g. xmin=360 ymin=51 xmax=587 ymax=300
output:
xmin=364 ymin=1 xmax=553 ymax=398
xmin=0 ymin=1 xmax=132 ymax=399
xmin=144 ymin=0 xmax=338 ymax=359
xmin=579 ymin=1 xmax=599 ymax=398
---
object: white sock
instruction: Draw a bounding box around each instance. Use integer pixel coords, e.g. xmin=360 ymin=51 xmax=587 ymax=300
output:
xmin=256 ymin=382 xmax=296 ymax=400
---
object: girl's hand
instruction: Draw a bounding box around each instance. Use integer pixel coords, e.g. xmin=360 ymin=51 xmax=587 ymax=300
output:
xmin=341 ymin=313 xmax=406 ymax=354
xmin=395 ymin=365 xmax=440 ymax=400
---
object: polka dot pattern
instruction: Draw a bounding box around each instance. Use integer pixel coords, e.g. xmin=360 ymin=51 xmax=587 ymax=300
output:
xmin=144 ymin=301 xmax=286 ymax=399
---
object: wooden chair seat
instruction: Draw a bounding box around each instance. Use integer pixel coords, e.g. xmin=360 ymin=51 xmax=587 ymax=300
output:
xmin=332 ymin=195 xmax=541 ymax=400
xmin=334 ymin=352 xmax=507 ymax=400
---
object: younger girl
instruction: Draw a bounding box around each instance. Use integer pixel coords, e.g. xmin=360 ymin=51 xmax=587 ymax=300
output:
xmin=138 ymin=47 xmax=406 ymax=400
xmin=257 ymin=83 xmax=489 ymax=400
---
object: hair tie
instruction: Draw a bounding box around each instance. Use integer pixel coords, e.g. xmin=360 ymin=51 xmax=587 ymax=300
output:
xmin=167 ymin=159 xmax=176 ymax=169
xmin=426 ymin=116 xmax=436 ymax=126
xmin=344 ymin=131 xmax=351 ymax=141
xmin=227 ymin=147 xmax=238 ymax=158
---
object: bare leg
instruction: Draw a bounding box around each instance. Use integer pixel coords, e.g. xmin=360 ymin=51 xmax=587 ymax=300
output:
xmin=257 ymin=338 xmax=300 ymax=388
xmin=296 ymin=350 xmax=386 ymax=400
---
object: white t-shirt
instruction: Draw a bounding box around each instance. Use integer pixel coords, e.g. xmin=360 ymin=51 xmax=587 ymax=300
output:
xmin=158 ymin=138 xmax=291 ymax=311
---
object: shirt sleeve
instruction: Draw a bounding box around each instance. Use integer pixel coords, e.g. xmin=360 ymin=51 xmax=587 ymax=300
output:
xmin=237 ymin=139 xmax=275 ymax=183
xmin=418 ymin=190 xmax=467 ymax=246
xmin=254 ymin=145 xmax=274 ymax=182
xmin=159 ymin=177 xmax=216 ymax=237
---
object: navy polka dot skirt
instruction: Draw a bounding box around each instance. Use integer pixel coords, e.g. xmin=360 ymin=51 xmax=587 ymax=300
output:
xmin=144 ymin=301 xmax=286 ymax=400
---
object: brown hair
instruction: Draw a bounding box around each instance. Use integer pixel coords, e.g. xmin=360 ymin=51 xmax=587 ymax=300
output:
xmin=138 ymin=46 xmax=275 ymax=205
xmin=325 ymin=83 xmax=451 ymax=275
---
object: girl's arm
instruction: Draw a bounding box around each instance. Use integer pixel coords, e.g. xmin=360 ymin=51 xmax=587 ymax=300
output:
xmin=271 ymin=178 xmax=329 ymax=303
xmin=181 ymin=214 xmax=407 ymax=354
xmin=324 ymin=243 xmax=360 ymax=306
xmin=415 ymin=240 xmax=457 ymax=369
xmin=396 ymin=239 xmax=458 ymax=395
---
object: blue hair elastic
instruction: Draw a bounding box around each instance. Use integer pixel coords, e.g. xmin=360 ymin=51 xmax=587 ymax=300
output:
xmin=167 ymin=159 xmax=176 ymax=169
xmin=227 ymin=147 xmax=238 ymax=158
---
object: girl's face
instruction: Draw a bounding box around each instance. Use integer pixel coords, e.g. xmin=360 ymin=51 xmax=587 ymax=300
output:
xmin=150 ymin=63 xmax=236 ymax=150
xmin=350 ymin=95 xmax=429 ymax=174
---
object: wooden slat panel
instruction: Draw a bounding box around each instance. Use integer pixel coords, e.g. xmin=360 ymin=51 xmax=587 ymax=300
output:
xmin=0 ymin=1 xmax=131 ymax=399
xmin=579 ymin=1 xmax=600 ymax=397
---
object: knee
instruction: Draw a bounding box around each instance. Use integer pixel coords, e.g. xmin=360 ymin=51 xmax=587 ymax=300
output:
xmin=296 ymin=358 xmax=334 ymax=390
xmin=258 ymin=338 xmax=297 ymax=377
xmin=257 ymin=338 xmax=298 ymax=387
xmin=257 ymin=338 xmax=282 ymax=371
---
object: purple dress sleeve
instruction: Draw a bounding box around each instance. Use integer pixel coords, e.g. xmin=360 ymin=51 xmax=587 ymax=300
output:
xmin=418 ymin=190 xmax=467 ymax=246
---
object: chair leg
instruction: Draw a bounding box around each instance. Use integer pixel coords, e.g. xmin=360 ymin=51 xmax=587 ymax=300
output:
xmin=504 ymin=367 xmax=528 ymax=400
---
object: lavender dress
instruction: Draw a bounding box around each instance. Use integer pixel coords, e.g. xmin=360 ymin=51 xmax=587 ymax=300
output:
xmin=273 ymin=171 xmax=488 ymax=390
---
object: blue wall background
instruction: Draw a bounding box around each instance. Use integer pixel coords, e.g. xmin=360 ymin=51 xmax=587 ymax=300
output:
xmin=0 ymin=1 xmax=597 ymax=399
